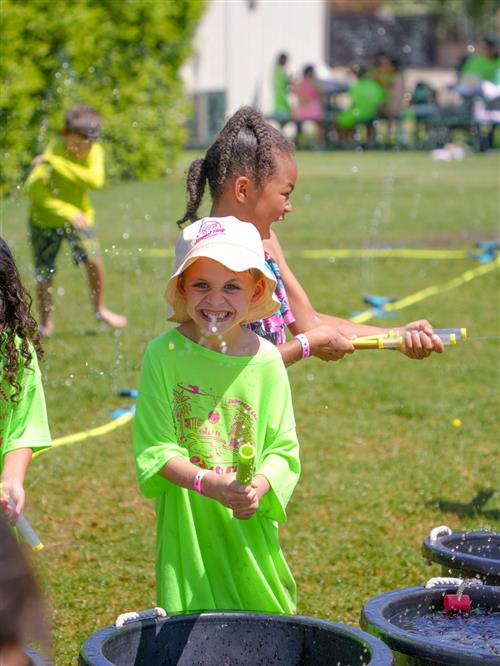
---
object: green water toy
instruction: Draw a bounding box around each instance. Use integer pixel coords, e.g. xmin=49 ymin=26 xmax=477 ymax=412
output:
xmin=236 ymin=444 xmax=256 ymax=485
xmin=353 ymin=328 xmax=467 ymax=350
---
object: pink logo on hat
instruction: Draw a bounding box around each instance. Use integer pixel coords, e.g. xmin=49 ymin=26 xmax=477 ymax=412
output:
xmin=195 ymin=219 xmax=226 ymax=244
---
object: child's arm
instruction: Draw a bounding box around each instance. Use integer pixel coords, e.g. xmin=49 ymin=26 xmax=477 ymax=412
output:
xmin=266 ymin=230 xmax=444 ymax=360
xmin=42 ymin=143 xmax=105 ymax=190
xmin=160 ymin=456 xmax=258 ymax=514
xmin=0 ymin=352 xmax=51 ymax=521
xmin=0 ymin=448 xmax=32 ymax=519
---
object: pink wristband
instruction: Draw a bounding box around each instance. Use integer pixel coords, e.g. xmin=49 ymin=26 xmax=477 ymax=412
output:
xmin=194 ymin=469 xmax=208 ymax=495
xmin=295 ymin=333 xmax=311 ymax=359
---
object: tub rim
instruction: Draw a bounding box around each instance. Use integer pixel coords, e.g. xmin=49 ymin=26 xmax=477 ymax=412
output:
xmin=360 ymin=584 xmax=500 ymax=666
xmin=422 ymin=529 xmax=500 ymax=579
xmin=79 ymin=610 xmax=394 ymax=666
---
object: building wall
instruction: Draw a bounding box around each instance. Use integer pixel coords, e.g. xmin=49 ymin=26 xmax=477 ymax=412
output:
xmin=182 ymin=0 xmax=328 ymax=118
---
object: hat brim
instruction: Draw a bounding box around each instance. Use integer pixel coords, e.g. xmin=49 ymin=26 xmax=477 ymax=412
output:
xmin=165 ymin=248 xmax=279 ymax=325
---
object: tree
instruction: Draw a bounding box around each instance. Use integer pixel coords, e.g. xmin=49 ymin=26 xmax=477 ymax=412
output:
xmin=0 ymin=0 xmax=205 ymax=193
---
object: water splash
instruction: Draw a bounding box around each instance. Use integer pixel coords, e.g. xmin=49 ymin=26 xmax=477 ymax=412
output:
xmin=456 ymin=578 xmax=483 ymax=600
xmin=198 ymin=314 xmax=228 ymax=354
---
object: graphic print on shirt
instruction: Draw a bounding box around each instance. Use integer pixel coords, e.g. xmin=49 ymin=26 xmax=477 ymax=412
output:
xmin=172 ymin=382 xmax=256 ymax=474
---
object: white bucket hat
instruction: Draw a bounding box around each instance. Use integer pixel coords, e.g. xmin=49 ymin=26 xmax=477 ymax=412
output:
xmin=165 ymin=216 xmax=280 ymax=324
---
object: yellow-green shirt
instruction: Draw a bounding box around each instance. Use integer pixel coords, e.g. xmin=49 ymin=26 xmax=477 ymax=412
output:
xmin=26 ymin=138 xmax=105 ymax=229
xmin=0 ymin=342 xmax=51 ymax=471
xmin=133 ymin=328 xmax=300 ymax=614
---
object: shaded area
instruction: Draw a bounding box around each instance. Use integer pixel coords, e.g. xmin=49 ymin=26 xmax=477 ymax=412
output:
xmin=429 ymin=489 xmax=500 ymax=521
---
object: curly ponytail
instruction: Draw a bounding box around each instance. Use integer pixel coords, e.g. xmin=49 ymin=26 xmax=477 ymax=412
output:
xmin=176 ymin=158 xmax=208 ymax=227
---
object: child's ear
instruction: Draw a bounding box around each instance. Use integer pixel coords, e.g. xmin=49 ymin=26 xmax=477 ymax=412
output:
xmin=177 ymin=276 xmax=185 ymax=295
xmin=251 ymin=277 xmax=266 ymax=303
xmin=234 ymin=176 xmax=251 ymax=203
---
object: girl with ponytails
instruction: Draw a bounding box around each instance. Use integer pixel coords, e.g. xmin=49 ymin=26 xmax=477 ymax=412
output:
xmin=177 ymin=106 xmax=444 ymax=365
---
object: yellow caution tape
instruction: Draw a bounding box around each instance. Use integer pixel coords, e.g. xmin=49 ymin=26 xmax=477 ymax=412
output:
xmin=33 ymin=411 xmax=134 ymax=459
xmin=109 ymin=247 xmax=470 ymax=261
xmin=298 ymin=248 xmax=470 ymax=260
xmin=351 ymin=258 xmax=499 ymax=323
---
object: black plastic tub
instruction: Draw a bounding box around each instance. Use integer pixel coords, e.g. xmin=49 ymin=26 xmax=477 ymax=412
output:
xmin=361 ymin=584 xmax=500 ymax=665
xmin=79 ymin=611 xmax=394 ymax=665
xmin=422 ymin=529 xmax=500 ymax=584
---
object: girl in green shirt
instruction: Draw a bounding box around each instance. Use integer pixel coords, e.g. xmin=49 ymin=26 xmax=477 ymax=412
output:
xmin=133 ymin=216 xmax=301 ymax=614
xmin=0 ymin=238 xmax=51 ymax=524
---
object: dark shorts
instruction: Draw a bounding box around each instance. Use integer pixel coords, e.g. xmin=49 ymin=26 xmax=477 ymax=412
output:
xmin=29 ymin=222 xmax=100 ymax=281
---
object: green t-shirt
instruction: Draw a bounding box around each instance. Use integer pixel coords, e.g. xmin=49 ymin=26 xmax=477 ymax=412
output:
xmin=274 ymin=66 xmax=291 ymax=116
xmin=0 ymin=343 xmax=52 ymax=474
xmin=133 ymin=328 xmax=300 ymax=614
xmin=26 ymin=138 xmax=105 ymax=229
xmin=337 ymin=78 xmax=387 ymax=129
xmin=462 ymin=54 xmax=500 ymax=84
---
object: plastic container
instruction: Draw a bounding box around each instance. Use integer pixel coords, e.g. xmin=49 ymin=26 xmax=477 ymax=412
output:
xmin=361 ymin=584 xmax=500 ymax=665
xmin=422 ymin=528 xmax=500 ymax=584
xmin=79 ymin=611 xmax=394 ymax=665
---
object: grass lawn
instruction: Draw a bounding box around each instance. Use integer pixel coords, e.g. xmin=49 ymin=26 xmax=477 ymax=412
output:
xmin=1 ymin=150 xmax=499 ymax=664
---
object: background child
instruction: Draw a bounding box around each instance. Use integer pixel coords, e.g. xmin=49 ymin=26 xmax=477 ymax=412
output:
xmin=176 ymin=106 xmax=444 ymax=365
xmin=133 ymin=216 xmax=300 ymax=614
xmin=0 ymin=238 xmax=51 ymax=523
xmin=26 ymin=105 xmax=127 ymax=336
xmin=272 ymin=52 xmax=292 ymax=124
xmin=292 ymin=64 xmax=326 ymax=148
xmin=0 ymin=514 xmax=49 ymax=666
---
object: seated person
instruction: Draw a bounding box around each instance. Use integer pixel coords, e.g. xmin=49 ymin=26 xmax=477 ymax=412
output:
xmin=292 ymin=64 xmax=325 ymax=146
xmin=335 ymin=65 xmax=386 ymax=140
xmin=371 ymin=53 xmax=405 ymax=119
xmin=460 ymin=36 xmax=500 ymax=90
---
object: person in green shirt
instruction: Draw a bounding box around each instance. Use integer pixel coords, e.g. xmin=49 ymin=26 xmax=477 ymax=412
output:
xmin=133 ymin=216 xmax=300 ymax=614
xmin=0 ymin=238 xmax=51 ymax=526
xmin=460 ymin=36 xmax=500 ymax=85
xmin=336 ymin=65 xmax=387 ymax=138
xmin=273 ymin=52 xmax=292 ymax=122
xmin=26 ymin=105 xmax=127 ymax=336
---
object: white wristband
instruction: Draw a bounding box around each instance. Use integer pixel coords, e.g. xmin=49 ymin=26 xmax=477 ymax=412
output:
xmin=194 ymin=469 xmax=208 ymax=495
xmin=295 ymin=333 xmax=311 ymax=359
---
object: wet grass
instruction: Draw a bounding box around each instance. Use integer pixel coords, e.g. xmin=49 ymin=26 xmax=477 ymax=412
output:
xmin=1 ymin=150 xmax=499 ymax=663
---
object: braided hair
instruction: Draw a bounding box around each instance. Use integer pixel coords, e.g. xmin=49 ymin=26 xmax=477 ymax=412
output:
xmin=177 ymin=106 xmax=293 ymax=227
xmin=0 ymin=238 xmax=43 ymax=403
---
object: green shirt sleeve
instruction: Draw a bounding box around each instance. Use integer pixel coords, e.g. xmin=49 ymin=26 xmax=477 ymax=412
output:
xmin=257 ymin=359 xmax=300 ymax=524
xmin=44 ymin=142 xmax=105 ymax=189
xmin=1 ymin=351 xmax=51 ymax=468
xmin=133 ymin=343 xmax=189 ymax=498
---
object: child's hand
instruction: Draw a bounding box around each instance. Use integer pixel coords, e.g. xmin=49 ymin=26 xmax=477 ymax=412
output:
xmin=71 ymin=212 xmax=89 ymax=230
xmin=204 ymin=472 xmax=258 ymax=515
xmin=400 ymin=320 xmax=445 ymax=359
xmin=0 ymin=479 xmax=24 ymax=522
xmin=308 ymin=324 xmax=355 ymax=362
xmin=233 ymin=475 xmax=270 ymax=520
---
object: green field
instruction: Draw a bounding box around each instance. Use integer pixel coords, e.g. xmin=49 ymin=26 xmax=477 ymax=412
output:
xmin=1 ymin=150 xmax=499 ymax=664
